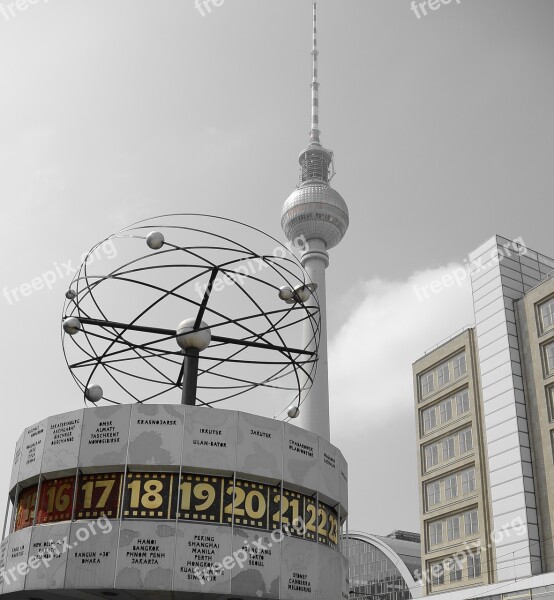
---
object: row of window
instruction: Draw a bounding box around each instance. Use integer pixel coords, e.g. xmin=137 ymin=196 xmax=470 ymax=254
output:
xmin=420 ymin=353 xmax=467 ymax=398
xmin=422 ymin=390 xmax=470 ymax=433
xmin=430 ymin=552 xmax=482 ymax=586
xmin=348 ymin=551 xmax=393 ymax=570
xmin=349 ymin=560 xmax=393 ymax=575
xmin=424 ymin=428 xmax=473 ymax=470
xmin=426 ymin=468 xmax=476 ymax=508
xmin=429 ymin=509 xmax=479 ymax=546
xmin=350 ymin=585 xmax=410 ymax=600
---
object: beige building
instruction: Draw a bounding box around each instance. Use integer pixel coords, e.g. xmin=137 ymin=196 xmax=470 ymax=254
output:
xmin=414 ymin=328 xmax=495 ymax=594
xmin=413 ymin=235 xmax=554 ymax=595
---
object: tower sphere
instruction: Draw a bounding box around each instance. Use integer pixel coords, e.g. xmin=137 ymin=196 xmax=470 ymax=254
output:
xmin=281 ymin=181 xmax=349 ymax=250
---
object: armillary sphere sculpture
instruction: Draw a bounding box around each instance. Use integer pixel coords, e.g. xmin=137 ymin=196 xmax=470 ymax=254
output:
xmin=61 ymin=214 xmax=320 ymax=421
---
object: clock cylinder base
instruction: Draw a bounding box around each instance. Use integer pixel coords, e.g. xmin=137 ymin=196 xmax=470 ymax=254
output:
xmin=1 ymin=405 xmax=349 ymax=600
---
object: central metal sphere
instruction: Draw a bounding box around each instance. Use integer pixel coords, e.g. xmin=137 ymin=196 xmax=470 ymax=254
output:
xmin=176 ymin=318 xmax=211 ymax=352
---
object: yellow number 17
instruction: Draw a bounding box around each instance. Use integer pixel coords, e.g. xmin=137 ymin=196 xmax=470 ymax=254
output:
xmin=82 ymin=479 xmax=115 ymax=509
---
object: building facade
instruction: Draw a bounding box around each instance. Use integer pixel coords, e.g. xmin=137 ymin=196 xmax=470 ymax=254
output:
xmin=414 ymin=235 xmax=554 ymax=595
xmin=515 ymin=262 xmax=554 ymax=574
xmin=413 ymin=328 xmax=495 ymax=594
xmin=345 ymin=530 xmax=423 ymax=600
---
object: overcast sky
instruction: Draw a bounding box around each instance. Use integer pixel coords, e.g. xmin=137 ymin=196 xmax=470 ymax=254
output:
xmin=1 ymin=0 xmax=553 ymax=536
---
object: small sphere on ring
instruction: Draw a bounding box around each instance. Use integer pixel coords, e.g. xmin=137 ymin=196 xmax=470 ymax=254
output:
xmin=65 ymin=289 xmax=77 ymax=300
xmin=294 ymin=285 xmax=311 ymax=303
xmin=287 ymin=406 xmax=300 ymax=419
xmin=146 ymin=231 xmax=165 ymax=250
xmin=85 ymin=384 xmax=103 ymax=403
xmin=278 ymin=286 xmax=294 ymax=301
xmin=176 ymin=318 xmax=212 ymax=351
xmin=63 ymin=317 xmax=81 ymax=335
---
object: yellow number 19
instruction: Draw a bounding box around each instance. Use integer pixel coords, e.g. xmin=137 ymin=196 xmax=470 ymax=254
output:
xmin=180 ymin=482 xmax=215 ymax=512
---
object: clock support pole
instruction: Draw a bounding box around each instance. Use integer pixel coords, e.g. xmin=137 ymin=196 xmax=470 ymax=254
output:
xmin=181 ymin=348 xmax=199 ymax=406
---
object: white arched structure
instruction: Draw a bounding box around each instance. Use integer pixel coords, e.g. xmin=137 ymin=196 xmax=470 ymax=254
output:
xmin=347 ymin=531 xmax=424 ymax=600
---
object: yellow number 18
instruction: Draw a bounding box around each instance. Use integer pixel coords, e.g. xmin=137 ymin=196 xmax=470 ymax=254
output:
xmin=128 ymin=479 xmax=164 ymax=509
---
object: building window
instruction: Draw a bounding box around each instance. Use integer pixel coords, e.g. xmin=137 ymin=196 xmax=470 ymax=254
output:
xmin=421 ymin=372 xmax=434 ymax=396
xmin=427 ymin=481 xmax=441 ymax=506
xmin=453 ymin=353 xmax=467 ymax=378
xmin=445 ymin=475 xmax=458 ymax=499
xmin=540 ymin=299 xmax=554 ymax=332
xmin=440 ymin=398 xmax=453 ymax=423
xmin=431 ymin=563 xmax=445 ymax=586
xmin=549 ymin=387 xmax=554 ymax=422
xmin=448 ymin=557 xmax=463 ymax=582
xmin=546 ymin=342 xmax=554 ymax=374
xmin=447 ymin=516 xmax=460 ymax=540
xmin=462 ymin=468 xmax=476 ymax=494
xmin=459 ymin=428 xmax=473 ymax=453
xmin=437 ymin=363 xmax=450 ymax=387
xmin=425 ymin=444 xmax=439 ymax=469
xmin=465 ymin=510 xmax=479 ymax=535
xmin=443 ymin=436 xmax=455 ymax=461
xmin=423 ymin=407 xmax=436 ymax=432
xmin=467 ymin=552 xmax=482 ymax=578
xmin=456 ymin=389 xmax=470 ymax=415
xmin=430 ymin=522 xmax=443 ymax=545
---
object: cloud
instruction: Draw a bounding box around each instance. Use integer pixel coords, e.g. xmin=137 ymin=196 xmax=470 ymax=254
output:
xmin=329 ymin=262 xmax=475 ymax=426
xmin=328 ymin=263 xmax=475 ymax=534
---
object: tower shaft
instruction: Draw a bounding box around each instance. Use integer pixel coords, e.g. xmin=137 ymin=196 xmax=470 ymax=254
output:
xmin=299 ymin=239 xmax=330 ymax=440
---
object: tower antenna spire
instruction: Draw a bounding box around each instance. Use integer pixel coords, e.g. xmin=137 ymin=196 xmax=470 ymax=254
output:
xmin=310 ymin=1 xmax=320 ymax=145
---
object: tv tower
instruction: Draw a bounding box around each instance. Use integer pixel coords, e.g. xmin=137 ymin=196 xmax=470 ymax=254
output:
xmin=281 ymin=1 xmax=349 ymax=441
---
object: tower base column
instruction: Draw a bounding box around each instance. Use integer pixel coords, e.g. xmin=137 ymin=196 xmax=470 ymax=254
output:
xmin=299 ymin=238 xmax=330 ymax=441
